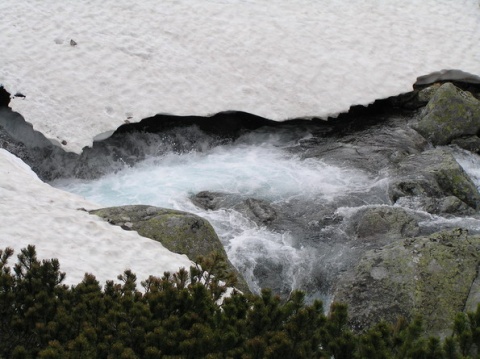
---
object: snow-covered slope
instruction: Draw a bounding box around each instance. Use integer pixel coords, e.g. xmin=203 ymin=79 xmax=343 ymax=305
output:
xmin=1 ymin=0 xmax=479 ymax=153
xmin=0 ymin=149 xmax=192 ymax=286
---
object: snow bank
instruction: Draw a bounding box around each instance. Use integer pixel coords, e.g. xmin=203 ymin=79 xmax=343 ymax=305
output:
xmin=1 ymin=0 xmax=479 ymax=153
xmin=0 ymin=149 xmax=192 ymax=286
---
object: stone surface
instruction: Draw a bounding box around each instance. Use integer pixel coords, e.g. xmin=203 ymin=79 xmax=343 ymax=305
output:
xmin=414 ymin=83 xmax=480 ymax=146
xmin=347 ymin=206 xmax=419 ymax=241
xmin=334 ymin=229 xmax=480 ymax=338
xmin=416 ymin=83 xmax=441 ymax=103
xmin=302 ymin=117 xmax=428 ymax=175
xmin=90 ymin=205 xmax=249 ymax=292
xmin=390 ymin=148 xmax=480 ymax=211
xmin=452 ymin=136 xmax=480 ymax=154
xmin=190 ymin=191 xmax=242 ymax=211
xmin=237 ymin=198 xmax=278 ymax=225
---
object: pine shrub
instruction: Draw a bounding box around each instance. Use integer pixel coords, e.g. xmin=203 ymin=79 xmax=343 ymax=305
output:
xmin=0 ymin=246 xmax=479 ymax=358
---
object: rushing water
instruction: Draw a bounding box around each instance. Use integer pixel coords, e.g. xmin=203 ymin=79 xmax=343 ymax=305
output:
xmin=51 ymin=126 xmax=480 ymax=298
xmin=52 ymin=127 xmax=376 ymax=295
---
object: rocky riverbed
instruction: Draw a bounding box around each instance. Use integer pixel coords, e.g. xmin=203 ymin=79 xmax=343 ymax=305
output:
xmin=2 ymin=81 xmax=480 ymax=336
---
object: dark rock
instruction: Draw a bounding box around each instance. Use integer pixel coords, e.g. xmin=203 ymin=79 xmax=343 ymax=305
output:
xmin=416 ymin=83 xmax=441 ymax=103
xmin=90 ymin=205 xmax=249 ymax=293
xmin=396 ymin=196 xmax=475 ymax=216
xmin=415 ymin=69 xmax=480 ymax=89
xmin=334 ymin=229 xmax=480 ymax=338
xmin=413 ymin=83 xmax=480 ymax=146
xmin=191 ymin=192 xmax=278 ymax=226
xmin=252 ymin=259 xmax=291 ymax=296
xmin=302 ymin=117 xmax=427 ymax=175
xmin=0 ymin=87 xmax=10 ymax=107
xmin=451 ymin=136 xmax=480 ymax=153
xmin=347 ymin=206 xmax=419 ymax=242
xmin=190 ymin=191 xmax=242 ymax=211
xmin=236 ymin=198 xmax=277 ymax=225
xmin=390 ymin=148 xmax=480 ymax=211
xmin=398 ymin=84 xmax=441 ymax=110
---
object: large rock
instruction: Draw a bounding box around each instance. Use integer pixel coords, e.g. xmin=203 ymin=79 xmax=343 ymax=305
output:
xmin=347 ymin=206 xmax=419 ymax=242
xmin=390 ymin=148 xmax=480 ymax=212
xmin=90 ymin=205 xmax=249 ymax=292
xmin=191 ymin=192 xmax=278 ymax=227
xmin=302 ymin=117 xmax=428 ymax=175
xmin=191 ymin=191 xmax=243 ymax=211
xmin=414 ymin=83 xmax=480 ymax=145
xmin=334 ymin=229 xmax=480 ymax=338
xmin=451 ymin=135 xmax=480 ymax=154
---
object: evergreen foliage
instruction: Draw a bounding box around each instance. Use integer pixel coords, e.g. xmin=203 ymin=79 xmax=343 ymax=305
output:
xmin=0 ymin=246 xmax=479 ymax=358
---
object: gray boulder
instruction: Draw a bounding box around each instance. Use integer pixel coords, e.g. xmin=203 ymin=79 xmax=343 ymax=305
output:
xmin=334 ymin=229 xmax=480 ymax=338
xmin=191 ymin=191 xmax=278 ymax=227
xmin=347 ymin=206 xmax=419 ymax=242
xmin=414 ymin=83 xmax=480 ymax=145
xmin=90 ymin=205 xmax=249 ymax=292
xmin=451 ymin=136 xmax=480 ymax=153
xmin=302 ymin=118 xmax=427 ymax=175
xmin=416 ymin=83 xmax=441 ymax=103
xmin=236 ymin=198 xmax=277 ymax=225
xmin=190 ymin=191 xmax=242 ymax=211
xmin=390 ymin=148 xmax=480 ymax=211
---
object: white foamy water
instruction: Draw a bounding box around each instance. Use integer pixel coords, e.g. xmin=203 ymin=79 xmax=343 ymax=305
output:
xmin=56 ymin=144 xmax=370 ymax=206
xmin=53 ymin=141 xmax=373 ymax=292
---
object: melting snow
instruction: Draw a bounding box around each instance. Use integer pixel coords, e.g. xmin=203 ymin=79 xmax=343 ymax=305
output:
xmin=0 ymin=149 xmax=192 ymax=286
xmin=1 ymin=0 xmax=479 ymax=153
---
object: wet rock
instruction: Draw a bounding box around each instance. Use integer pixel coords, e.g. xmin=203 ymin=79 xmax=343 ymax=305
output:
xmin=301 ymin=117 xmax=427 ymax=175
xmin=191 ymin=192 xmax=279 ymax=226
xmin=334 ymin=229 xmax=480 ymax=338
xmin=396 ymin=196 xmax=475 ymax=216
xmin=252 ymin=259 xmax=291 ymax=297
xmin=390 ymin=148 xmax=480 ymax=211
xmin=190 ymin=191 xmax=242 ymax=211
xmin=237 ymin=198 xmax=277 ymax=225
xmin=90 ymin=205 xmax=249 ymax=293
xmin=347 ymin=206 xmax=419 ymax=242
xmin=451 ymin=136 xmax=480 ymax=154
xmin=427 ymin=196 xmax=476 ymax=215
xmin=414 ymin=83 xmax=480 ymax=146
xmin=414 ymin=69 xmax=480 ymax=92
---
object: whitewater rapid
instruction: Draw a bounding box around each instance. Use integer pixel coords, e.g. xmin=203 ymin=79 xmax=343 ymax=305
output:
xmin=51 ymin=127 xmax=480 ymax=296
xmin=52 ymin=128 xmax=375 ymax=294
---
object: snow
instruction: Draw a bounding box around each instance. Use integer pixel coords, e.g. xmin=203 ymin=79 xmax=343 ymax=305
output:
xmin=1 ymin=0 xmax=479 ymax=153
xmin=1 ymin=0 xmax=480 ymax=288
xmin=0 ymin=148 xmax=192 ymax=286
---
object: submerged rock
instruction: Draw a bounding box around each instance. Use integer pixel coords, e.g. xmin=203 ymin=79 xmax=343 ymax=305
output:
xmin=191 ymin=192 xmax=278 ymax=226
xmin=237 ymin=198 xmax=278 ymax=225
xmin=90 ymin=205 xmax=249 ymax=292
xmin=414 ymin=83 xmax=480 ymax=146
xmin=190 ymin=191 xmax=242 ymax=211
xmin=334 ymin=229 xmax=480 ymax=338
